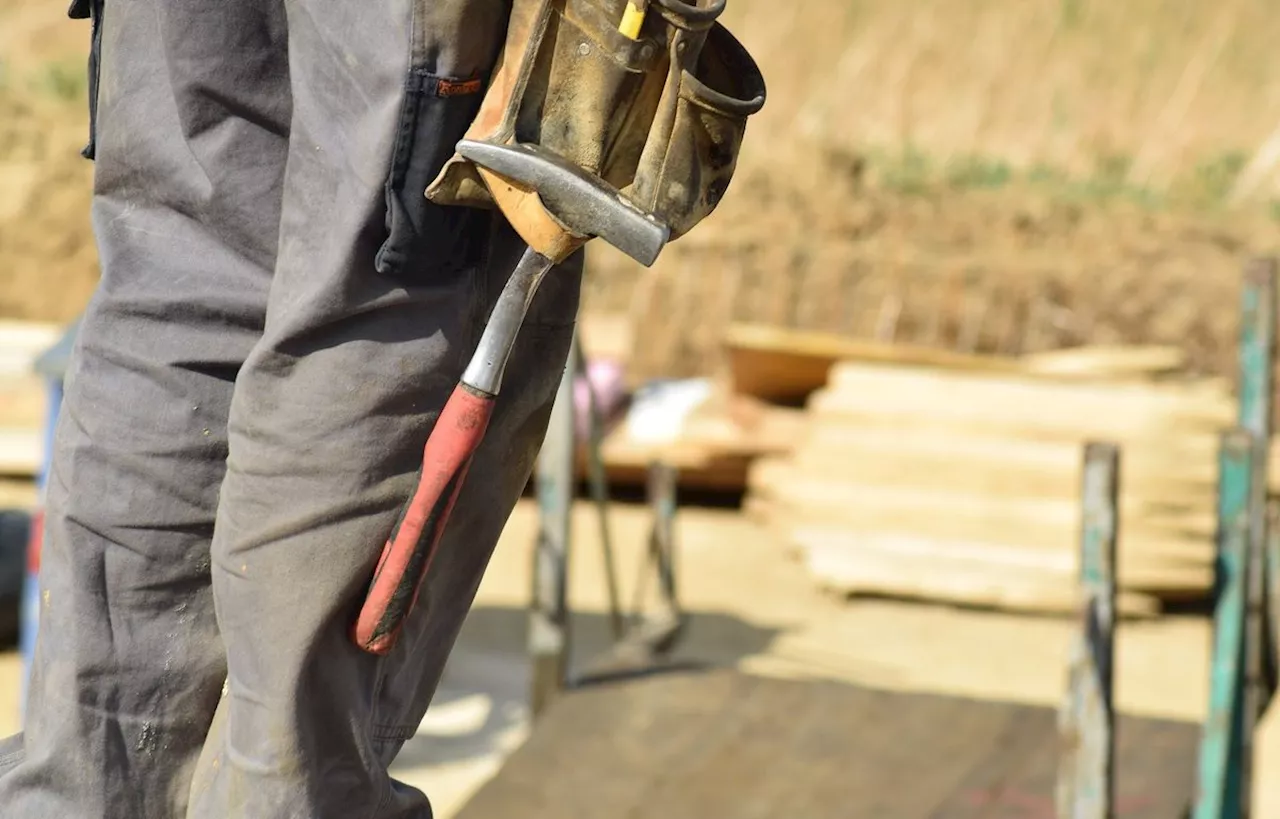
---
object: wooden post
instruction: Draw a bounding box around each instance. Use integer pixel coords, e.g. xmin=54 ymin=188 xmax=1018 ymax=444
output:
xmin=1057 ymin=441 xmax=1120 ymax=819
xmin=529 ymin=333 xmax=578 ymax=718
xmin=1194 ymin=429 xmax=1259 ymax=819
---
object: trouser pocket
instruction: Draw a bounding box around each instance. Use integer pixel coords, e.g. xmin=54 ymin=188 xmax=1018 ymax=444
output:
xmin=67 ymin=0 xmax=105 ymax=161
xmin=375 ymin=71 xmax=491 ymax=283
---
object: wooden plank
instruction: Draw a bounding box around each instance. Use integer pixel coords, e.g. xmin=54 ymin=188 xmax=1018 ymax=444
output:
xmin=796 ymin=421 xmax=1280 ymax=493
xmin=0 ymin=375 xmax=46 ymax=432
xmin=803 ymin=545 xmax=1162 ymax=617
xmin=782 ymin=443 xmax=1217 ymax=505
xmin=1021 ymin=345 xmax=1186 ymax=380
xmin=789 ymin=527 xmax=1211 ymax=597
xmin=0 ymin=428 xmax=42 ymax=477
xmin=724 ymin=323 xmax=1209 ymax=405
xmin=722 ymin=322 xmax=1020 ymax=403
xmin=825 ymin=361 xmax=1230 ymax=413
xmin=749 ymin=460 xmax=1217 ymax=551
xmin=762 ymin=507 xmax=1212 ymax=571
xmin=455 ymin=669 xmax=1200 ymax=819
xmin=818 ymin=365 xmax=1233 ymax=439
xmin=0 ymin=321 xmax=61 ymax=379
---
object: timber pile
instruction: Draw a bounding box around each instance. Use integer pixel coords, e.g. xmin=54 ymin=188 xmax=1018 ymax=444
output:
xmin=745 ymin=351 xmax=1255 ymax=617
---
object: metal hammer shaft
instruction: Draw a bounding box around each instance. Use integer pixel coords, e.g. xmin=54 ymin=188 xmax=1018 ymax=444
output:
xmin=352 ymin=247 xmax=555 ymax=654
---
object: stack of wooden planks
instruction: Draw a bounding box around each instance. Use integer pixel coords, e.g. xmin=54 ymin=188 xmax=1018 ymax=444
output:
xmin=745 ymin=347 xmax=1251 ymax=617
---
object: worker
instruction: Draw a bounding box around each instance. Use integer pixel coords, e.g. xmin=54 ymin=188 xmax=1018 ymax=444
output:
xmin=0 ymin=0 xmax=583 ymax=816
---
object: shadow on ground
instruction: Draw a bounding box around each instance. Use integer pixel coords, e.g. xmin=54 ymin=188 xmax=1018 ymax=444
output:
xmin=390 ymin=603 xmax=783 ymax=773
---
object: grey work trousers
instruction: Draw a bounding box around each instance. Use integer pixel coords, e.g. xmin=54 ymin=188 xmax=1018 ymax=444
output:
xmin=0 ymin=0 xmax=581 ymax=816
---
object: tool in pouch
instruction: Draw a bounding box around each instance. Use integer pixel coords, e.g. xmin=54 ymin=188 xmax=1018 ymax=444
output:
xmin=352 ymin=0 xmax=766 ymax=655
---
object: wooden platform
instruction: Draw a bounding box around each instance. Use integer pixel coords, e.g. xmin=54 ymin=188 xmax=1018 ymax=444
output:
xmin=455 ymin=668 xmax=1200 ymax=819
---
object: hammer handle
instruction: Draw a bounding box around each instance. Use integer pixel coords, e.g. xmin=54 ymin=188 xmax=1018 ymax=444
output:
xmin=352 ymin=383 xmax=494 ymax=654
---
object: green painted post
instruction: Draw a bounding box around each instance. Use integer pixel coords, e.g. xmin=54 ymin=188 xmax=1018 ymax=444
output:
xmin=1057 ymin=442 xmax=1120 ymax=819
xmin=1194 ymin=429 xmax=1259 ymax=819
xmin=1238 ymin=260 xmax=1277 ymax=711
xmin=1236 ymin=258 xmax=1276 ymax=815
xmin=1265 ymin=500 xmax=1280 ymax=699
xmin=1237 ymin=259 xmax=1275 ymax=443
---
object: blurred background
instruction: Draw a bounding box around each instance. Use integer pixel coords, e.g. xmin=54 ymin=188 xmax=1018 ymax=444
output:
xmin=4 ymin=0 xmax=1280 ymax=816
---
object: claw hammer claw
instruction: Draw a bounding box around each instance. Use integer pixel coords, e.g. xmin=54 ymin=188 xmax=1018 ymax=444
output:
xmin=352 ymin=140 xmax=670 ymax=655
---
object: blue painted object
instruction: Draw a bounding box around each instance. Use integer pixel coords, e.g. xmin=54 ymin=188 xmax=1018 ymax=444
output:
xmin=20 ymin=319 xmax=78 ymax=713
xmin=1194 ymin=429 xmax=1258 ymax=819
xmin=1057 ymin=442 xmax=1119 ymax=819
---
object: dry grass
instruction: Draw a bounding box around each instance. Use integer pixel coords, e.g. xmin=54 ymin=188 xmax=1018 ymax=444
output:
xmin=721 ymin=0 xmax=1280 ymax=202
xmin=586 ymin=0 xmax=1280 ymax=382
xmin=9 ymin=0 xmax=1280 ymax=381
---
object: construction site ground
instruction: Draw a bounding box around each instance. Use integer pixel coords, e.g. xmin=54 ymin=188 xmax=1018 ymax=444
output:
xmin=1 ymin=496 xmax=1275 ymax=816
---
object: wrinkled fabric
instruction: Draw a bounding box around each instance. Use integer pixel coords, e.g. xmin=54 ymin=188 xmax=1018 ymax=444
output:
xmin=0 ymin=0 xmax=581 ymax=817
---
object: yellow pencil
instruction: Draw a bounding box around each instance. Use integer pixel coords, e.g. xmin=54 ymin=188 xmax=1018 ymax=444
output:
xmin=618 ymin=0 xmax=648 ymax=40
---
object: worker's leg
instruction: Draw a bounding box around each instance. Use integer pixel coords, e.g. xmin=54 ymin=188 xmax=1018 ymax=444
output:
xmin=0 ymin=0 xmax=290 ymax=816
xmin=182 ymin=2 xmax=581 ymax=818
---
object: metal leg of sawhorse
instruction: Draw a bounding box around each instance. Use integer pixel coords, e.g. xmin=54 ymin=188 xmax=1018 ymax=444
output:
xmin=1057 ymin=441 xmax=1120 ymax=819
xmin=528 ymin=332 xmax=578 ymax=719
xmin=528 ymin=330 xmax=685 ymax=719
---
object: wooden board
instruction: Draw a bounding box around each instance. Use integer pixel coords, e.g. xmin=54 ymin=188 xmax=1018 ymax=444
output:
xmin=0 ymin=429 xmax=42 ymax=477
xmin=796 ymin=530 xmax=1203 ymax=613
xmin=794 ymin=422 xmax=1280 ymax=492
xmin=723 ymin=322 xmax=1199 ymax=404
xmin=749 ymin=460 xmax=1216 ymax=549
xmin=0 ymin=322 xmax=61 ymax=379
xmin=723 ymin=323 xmax=1020 ymax=403
xmin=455 ymin=668 xmax=1200 ymax=819
xmin=815 ymin=369 xmax=1232 ymax=443
xmin=1020 ymin=345 xmax=1187 ymax=379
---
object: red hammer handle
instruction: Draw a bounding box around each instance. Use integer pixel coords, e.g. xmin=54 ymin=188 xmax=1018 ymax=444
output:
xmin=352 ymin=383 xmax=494 ymax=654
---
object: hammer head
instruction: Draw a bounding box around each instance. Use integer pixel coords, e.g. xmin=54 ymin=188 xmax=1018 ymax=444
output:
xmin=456 ymin=140 xmax=670 ymax=267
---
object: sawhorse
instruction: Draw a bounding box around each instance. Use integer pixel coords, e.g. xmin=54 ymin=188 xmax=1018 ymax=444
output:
xmin=1056 ymin=258 xmax=1280 ymax=818
xmin=528 ymin=330 xmax=686 ymax=718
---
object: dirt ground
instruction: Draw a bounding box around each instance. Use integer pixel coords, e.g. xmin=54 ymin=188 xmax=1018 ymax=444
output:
xmin=1 ymin=497 xmax=1276 ymax=816
xmin=6 ymin=0 xmax=1280 ymax=384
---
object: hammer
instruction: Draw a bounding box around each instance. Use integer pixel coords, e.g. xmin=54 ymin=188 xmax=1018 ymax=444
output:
xmin=352 ymin=140 xmax=669 ymax=655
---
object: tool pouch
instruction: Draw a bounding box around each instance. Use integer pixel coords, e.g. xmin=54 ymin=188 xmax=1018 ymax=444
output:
xmin=426 ymin=0 xmax=765 ymax=244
